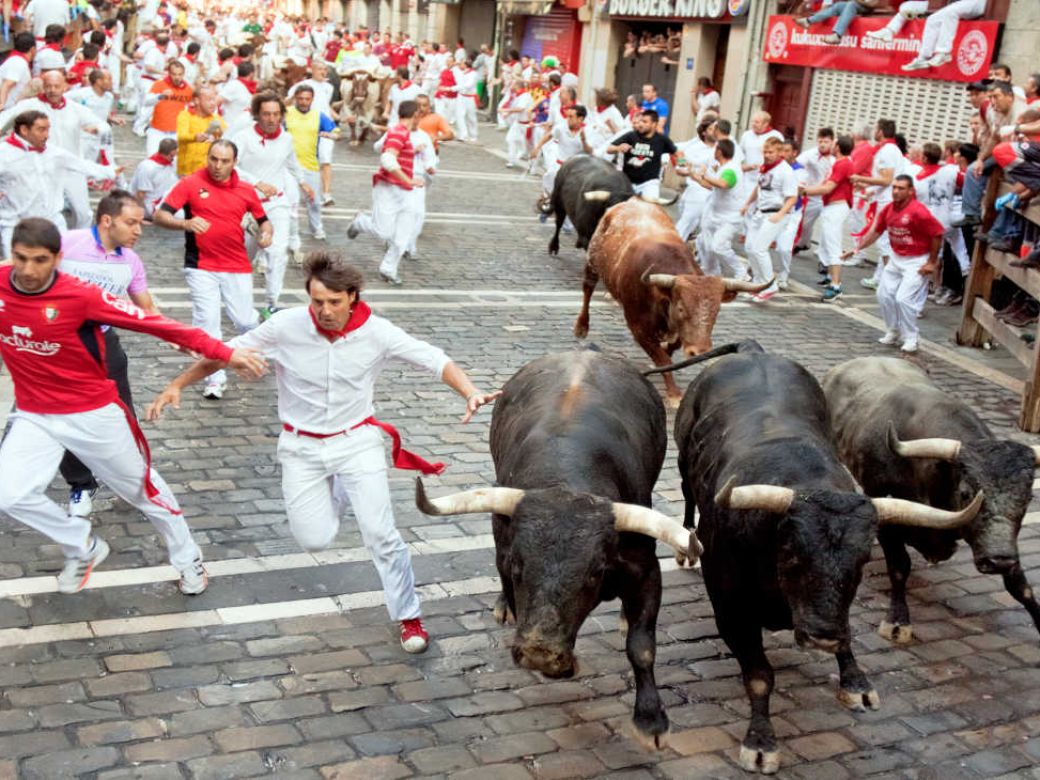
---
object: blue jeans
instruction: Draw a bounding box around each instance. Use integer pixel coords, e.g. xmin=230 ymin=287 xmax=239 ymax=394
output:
xmin=989 ymin=209 xmax=1023 ymax=242
xmin=961 ymin=157 xmax=998 ymax=220
xmin=808 ymin=1 xmax=862 ymax=36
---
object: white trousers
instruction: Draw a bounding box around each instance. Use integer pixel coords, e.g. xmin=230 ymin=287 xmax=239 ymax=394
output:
xmin=818 ymin=201 xmax=851 ymax=269
xmin=945 ymin=226 xmax=970 ymax=273
xmin=0 ymin=404 xmax=200 ymax=568
xmin=878 ymin=252 xmax=930 ymax=341
xmin=246 ymin=204 xmax=291 ymax=308
xmin=60 ymin=171 xmax=92 ymax=230
xmin=354 ymin=181 xmax=417 ymax=279
xmin=920 ymin=0 xmax=985 ymax=57
xmin=455 ymin=96 xmax=478 ymax=141
xmin=434 ymin=97 xmax=456 ymax=125
xmin=632 ymin=179 xmax=661 ymax=200
xmin=675 ymin=192 xmax=708 ymax=241
xmin=405 ymin=180 xmax=427 ymax=255
xmin=746 ymin=211 xmax=793 ymax=292
xmin=797 ymin=197 xmax=823 ymax=249
xmin=506 ymin=122 xmax=529 ymax=166
xmin=542 ymin=158 xmax=561 ymax=197
xmin=183 ymin=267 xmax=259 ymax=385
xmin=277 ymin=425 xmax=420 ymax=621
xmin=697 ymin=215 xmax=745 ymax=278
xmin=885 ymin=0 xmax=928 ymax=33
xmin=145 ymin=128 xmax=176 ymax=156
xmin=775 ymin=208 xmax=801 ymax=283
xmin=298 ymin=170 xmax=323 ymax=235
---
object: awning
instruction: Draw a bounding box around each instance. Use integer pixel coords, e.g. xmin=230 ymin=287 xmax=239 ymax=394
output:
xmin=498 ymin=0 xmax=556 ymax=15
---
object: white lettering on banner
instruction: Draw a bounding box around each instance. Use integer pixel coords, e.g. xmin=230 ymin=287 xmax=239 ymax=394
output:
xmin=789 ymin=28 xmax=921 ymax=54
xmin=100 ymin=290 xmax=146 ymax=320
xmin=609 ymin=0 xmax=729 ymax=18
xmin=0 ymin=327 xmax=61 ymax=356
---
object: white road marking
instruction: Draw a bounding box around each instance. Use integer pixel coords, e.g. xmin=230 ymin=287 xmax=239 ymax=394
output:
xmin=0 ymin=560 xmax=684 ymax=649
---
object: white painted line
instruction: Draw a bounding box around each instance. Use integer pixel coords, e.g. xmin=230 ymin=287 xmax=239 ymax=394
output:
xmin=0 ymin=534 xmax=498 ymax=599
xmin=0 ymin=559 xmax=686 ymax=649
xmin=150 ymin=300 xmax=617 ymax=311
xmin=1025 ymin=510 xmax=1040 ymax=526
xmin=147 ymin=287 xmax=588 ymax=297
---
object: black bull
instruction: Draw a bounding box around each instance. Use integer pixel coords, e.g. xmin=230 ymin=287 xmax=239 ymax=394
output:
xmin=674 ymin=345 xmax=982 ymax=774
xmin=547 ymin=155 xmax=634 ymax=256
xmin=415 ymin=351 xmax=700 ymax=750
xmin=824 ymin=355 xmax=1040 ymax=644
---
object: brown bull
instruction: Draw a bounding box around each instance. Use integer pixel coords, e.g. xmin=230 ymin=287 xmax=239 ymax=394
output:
xmin=574 ymin=198 xmax=766 ymax=406
xmin=339 ymin=71 xmax=390 ymax=145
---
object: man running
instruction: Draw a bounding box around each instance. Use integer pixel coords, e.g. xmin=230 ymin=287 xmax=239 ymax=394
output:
xmin=0 ymin=217 xmax=264 ymax=594
xmin=606 ymin=109 xmax=677 ymax=199
xmin=285 ymin=85 xmax=336 ymax=244
xmin=146 ymin=252 xmax=500 ymax=653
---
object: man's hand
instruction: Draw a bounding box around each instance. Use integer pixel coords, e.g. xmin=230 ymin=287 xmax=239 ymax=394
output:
xmin=461 ymin=390 xmax=503 ymax=423
xmin=918 ymin=262 xmax=938 ymax=277
xmin=972 ymin=159 xmax=984 ymax=177
xmin=228 ymin=347 xmax=268 ymax=378
xmin=616 ymin=143 xmax=632 ymax=153
xmin=739 ymin=205 xmax=748 ymax=216
xmin=257 ymin=224 xmax=274 ymax=248
xmin=411 ymin=178 xmax=425 ymax=188
xmin=840 ymin=248 xmax=855 ymax=260
xmin=194 ymin=132 xmax=211 ymax=142
xmin=301 ymin=183 xmax=315 ymax=201
xmin=769 ymin=213 xmax=783 ymax=224
xmin=184 ymin=216 xmax=211 ymax=234
xmin=84 ymin=125 xmax=99 ymax=135
xmin=256 ymin=182 xmax=278 ymax=198
xmin=145 ymin=386 xmax=181 ymax=421
xmin=110 ymin=116 xmax=126 ymax=126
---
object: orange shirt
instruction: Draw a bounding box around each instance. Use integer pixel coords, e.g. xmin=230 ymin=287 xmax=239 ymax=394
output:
xmin=149 ymin=78 xmax=195 ymax=132
xmin=418 ymin=112 xmax=452 ymax=150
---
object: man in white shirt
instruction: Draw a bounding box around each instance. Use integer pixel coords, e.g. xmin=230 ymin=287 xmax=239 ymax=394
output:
xmin=738 ymin=111 xmax=784 ymax=226
xmin=503 ymin=80 xmax=533 ymax=168
xmin=24 ymin=0 xmax=69 ymax=40
xmin=689 ymin=138 xmax=746 ymax=279
xmin=67 ymin=68 xmax=120 ymax=166
xmin=385 ymin=65 xmax=421 ymax=127
xmin=741 ymin=136 xmax=798 ymax=301
xmin=794 ymin=127 xmax=835 ymax=252
xmin=129 ymin=137 xmax=178 ymax=217
xmin=529 ymin=104 xmax=592 ymax=215
xmin=851 ymin=118 xmax=903 ymax=289
xmin=692 ymin=78 xmax=720 ymax=125
xmin=914 ymin=141 xmax=969 ymax=292
xmin=33 ymin=24 xmax=66 ymax=75
xmin=0 ymin=34 xmax=36 ymax=109
xmin=146 ymin=253 xmax=501 ymax=656
xmin=217 ymin=61 xmax=257 ymax=137
xmin=454 ymin=60 xmax=479 ymax=142
xmin=673 ymin=119 xmax=716 ymax=240
xmin=230 ymin=92 xmax=313 ymax=317
xmin=132 ymin=33 xmax=168 ymax=136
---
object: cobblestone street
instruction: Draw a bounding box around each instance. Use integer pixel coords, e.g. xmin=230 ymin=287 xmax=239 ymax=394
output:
xmin=1 ymin=124 xmax=1040 ymax=779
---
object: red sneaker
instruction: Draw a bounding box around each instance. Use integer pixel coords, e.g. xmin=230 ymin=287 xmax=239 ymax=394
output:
xmin=400 ymin=618 xmax=429 ymax=654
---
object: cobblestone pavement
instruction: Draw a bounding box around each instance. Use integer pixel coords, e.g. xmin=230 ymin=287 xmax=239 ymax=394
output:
xmin=1 ymin=123 xmax=1040 ymax=779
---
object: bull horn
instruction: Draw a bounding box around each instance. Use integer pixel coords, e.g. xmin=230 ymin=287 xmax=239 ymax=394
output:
xmin=583 ymin=190 xmax=611 ymax=202
xmin=637 ymin=193 xmax=680 ymax=206
xmin=887 ymin=423 xmax=961 ymax=461
xmin=612 ymin=502 xmax=703 ymax=563
xmin=1030 ymin=445 xmax=1040 ymax=465
xmin=640 ymin=268 xmax=677 ymax=289
xmin=721 ymin=276 xmax=775 ymax=293
xmin=872 ymin=490 xmax=983 ymax=529
xmin=414 ymin=477 xmax=524 ymax=517
xmin=714 ymin=476 xmax=795 ymax=514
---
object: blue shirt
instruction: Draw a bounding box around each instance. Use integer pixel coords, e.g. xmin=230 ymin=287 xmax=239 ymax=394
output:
xmin=641 ymin=96 xmax=669 ymax=120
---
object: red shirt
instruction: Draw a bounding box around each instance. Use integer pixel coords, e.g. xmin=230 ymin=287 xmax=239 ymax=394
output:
xmin=875 ymin=198 xmax=946 ymax=257
xmin=0 ymin=266 xmax=232 ymax=414
xmin=389 ymin=43 xmax=412 ymax=69
xmin=849 ymin=140 xmax=876 ymax=177
xmin=160 ymin=169 xmax=269 ymax=273
xmin=67 ymin=59 xmax=99 ymax=86
xmin=824 ymin=157 xmax=854 ymax=207
xmin=372 ymin=124 xmax=415 ymax=190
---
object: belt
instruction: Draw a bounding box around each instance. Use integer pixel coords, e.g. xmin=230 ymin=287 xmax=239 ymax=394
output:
xmin=760 ymin=207 xmax=781 ymax=213
xmin=282 ymin=416 xmax=446 ymax=475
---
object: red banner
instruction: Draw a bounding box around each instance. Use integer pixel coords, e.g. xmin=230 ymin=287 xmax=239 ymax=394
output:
xmin=763 ymin=14 xmax=999 ymax=83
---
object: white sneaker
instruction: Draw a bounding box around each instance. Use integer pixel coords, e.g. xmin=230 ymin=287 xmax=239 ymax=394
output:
xmin=901 ymin=59 xmax=929 ymax=72
xmin=878 ymin=330 xmax=901 ymax=346
xmin=321 ymin=193 xmax=334 ymax=206
xmin=57 ymin=536 xmax=110 ymax=594
xmin=865 ymin=28 xmax=893 ymax=43
xmin=178 ymin=558 xmax=208 ymax=595
xmin=778 ymin=279 xmax=790 ymax=291
xmin=313 ymin=230 xmax=327 ymax=241
xmin=347 ymin=216 xmax=361 ymax=239
xmin=202 ymin=381 xmax=226 ymax=400
xmin=68 ymin=487 xmax=98 ymax=517
xmin=900 ymin=339 xmax=919 ymax=353
xmin=926 ymin=52 xmax=952 ymax=67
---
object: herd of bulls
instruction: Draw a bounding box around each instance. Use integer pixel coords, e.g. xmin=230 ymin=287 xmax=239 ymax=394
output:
xmin=412 ymin=155 xmax=1040 ymax=775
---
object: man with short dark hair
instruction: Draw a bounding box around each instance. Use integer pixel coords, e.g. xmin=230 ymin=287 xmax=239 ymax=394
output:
xmin=130 ymin=137 xmax=179 ymax=218
xmin=690 ymin=137 xmax=745 ymax=278
xmin=804 ymin=135 xmax=856 ymax=301
xmin=347 ymin=99 xmax=425 ymax=286
xmin=640 ymin=83 xmax=668 ymax=133
xmin=794 ymin=127 xmax=835 ymax=252
xmin=0 ymin=33 xmax=36 ymax=110
xmin=852 ymin=118 xmax=905 ymax=290
xmin=154 ymin=139 xmax=273 ymax=400
xmin=0 ymin=216 xmax=264 ymax=595
xmin=606 ymin=109 xmax=678 ymax=200
xmin=146 ymin=252 xmax=500 ymax=654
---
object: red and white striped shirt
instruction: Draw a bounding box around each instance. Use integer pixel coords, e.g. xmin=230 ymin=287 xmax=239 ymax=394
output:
xmin=373 ymin=124 xmax=415 ymax=191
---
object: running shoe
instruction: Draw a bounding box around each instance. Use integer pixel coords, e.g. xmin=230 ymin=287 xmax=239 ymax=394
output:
xmin=178 ymin=558 xmax=209 ymax=596
xmin=821 ymin=284 xmax=843 ymax=302
xmin=321 ymin=193 xmax=334 ymax=206
xmin=57 ymin=536 xmax=110 ymax=594
xmin=202 ymin=380 xmax=226 ymax=400
xmin=900 ymin=339 xmax=919 ymax=353
xmin=400 ymin=618 xmax=429 ymax=653
xmin=860 ymin=277 xmax=879 ymax=290
xmin=878 ymin=330 xmax=901 ymax=346
xmin=68 ymin=487 xmax=98 ymax=518
xmin=347 ymin=217 xmax=361 ymax=239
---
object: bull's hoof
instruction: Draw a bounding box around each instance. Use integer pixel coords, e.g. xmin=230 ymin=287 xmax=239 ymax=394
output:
xmin=618 ymin=614 xmax=628 ymax=640
xmin=548 ymin=241 xmax=559 ymax=256
xmin=739 ymin=744 xmax=781 ymax=775
xmin=492 ymin=596 xmax=515 ymax=625
xmin=573 ymin=320 xmax=589 ymax=339
xmin=878 ymin=620 xmax=913 ymax=644
xmin=630 ymin=722 xmax=668 ymax=752
xmin=675 ymin=548 xmax=699 ymax=569
xmin=666 ymin=394 xmax=682 ymax=410
xmin=838 ymin=686 xmax=881 ymax=712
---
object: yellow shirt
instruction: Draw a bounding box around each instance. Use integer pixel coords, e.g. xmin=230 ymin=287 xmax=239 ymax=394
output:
xmin=175 ymin=109 xmax=227 ymax=177
xmin=285 ymin=106 xmax=322 ymax=172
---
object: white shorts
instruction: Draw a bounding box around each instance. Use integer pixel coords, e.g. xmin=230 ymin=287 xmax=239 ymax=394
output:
xmin=318 ymin=136 xmax=334 ymax=165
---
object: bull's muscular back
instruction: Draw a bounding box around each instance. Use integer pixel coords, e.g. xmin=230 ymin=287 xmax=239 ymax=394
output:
xmin=589 ymin=199 xmax=698 ymax=297
xmin=556 ymin=156 xmax=633 ymax=241
xmin=489 ymin=351 xmax=666 ymax=503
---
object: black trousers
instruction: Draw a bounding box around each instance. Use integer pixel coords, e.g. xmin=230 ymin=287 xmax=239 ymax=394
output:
xmin=60 ymin=329 xmax=135 ymax=491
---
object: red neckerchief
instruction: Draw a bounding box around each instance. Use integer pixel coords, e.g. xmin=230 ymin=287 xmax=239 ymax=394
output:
xmin=240 ymin=78 xmax=257 ymax=94
xmin=308 ymin=300 xmax=371 ymax=341
xmin=6 ymin=51 xmax=29 ymax=64
xmin=254 ymin=123 xmax=282 ymax=143
xmin=754 ymin=125 xmax=774 ymax=136
xmin=39 ymin=94 xmax=66 ymax=109
xmin=596 ymin=104 xmax=610 ymax=113
xmin=185 ymin=53 xmax=196 ymax=63
xmin=915 ymin=163 xmax=941 ymax=180
xmin=148 ymin=152 xmax=173 ymax=166
xmin=44 ymin=43 xmax=61 ymax=51
xmin=399 ymin=79 xmax=412 ymax=89
xmin=232 ymin=55 xmax=243 ymax=65
xmin=200 ymin=166 xmax=240 ymax=190
xmin=760 ymin=159 xmax=782 ymax=174
xmin=880 ymin=138 xmax=898 ymax=147
xmin=6 ymin=132 xmax=42 ymax=153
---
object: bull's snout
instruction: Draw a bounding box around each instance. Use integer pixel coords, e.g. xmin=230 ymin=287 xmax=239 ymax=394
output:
xmin=975 ymin=554 xmax=1018 ymax=575
xmin=682 ymin=342 xmax=712 ymax=358
xmin=511 ymin=641 xmax=577 ymax=678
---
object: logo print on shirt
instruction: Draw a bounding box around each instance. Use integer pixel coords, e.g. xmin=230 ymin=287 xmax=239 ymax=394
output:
xmin=199 ymin=187 xmax=210 ymax=199
xmin=42 ymin=306 xmax=59 ymax=322
xmin=0 ymin=325 xmax=61 ymax=356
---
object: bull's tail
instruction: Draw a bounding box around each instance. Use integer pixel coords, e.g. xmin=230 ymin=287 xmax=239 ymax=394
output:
xmin=641 ymin=340 xmax=762 ymax=376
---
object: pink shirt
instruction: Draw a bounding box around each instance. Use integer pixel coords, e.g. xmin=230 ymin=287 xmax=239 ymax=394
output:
xmin=60 ymin=227 xmax=148 ymax=298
